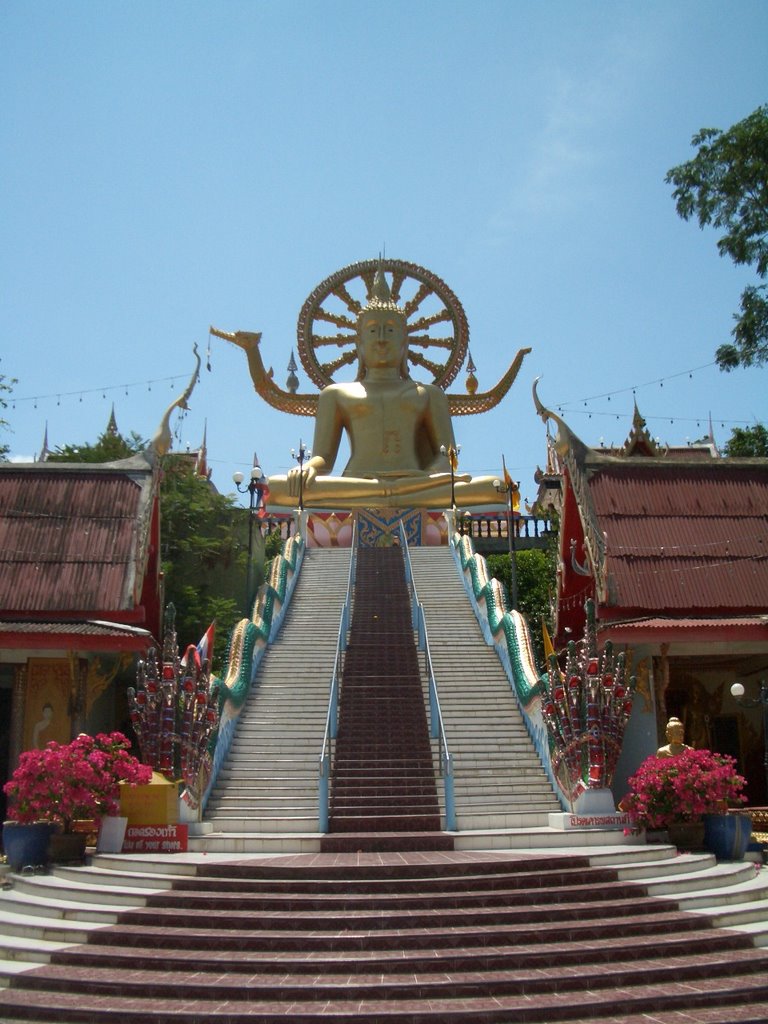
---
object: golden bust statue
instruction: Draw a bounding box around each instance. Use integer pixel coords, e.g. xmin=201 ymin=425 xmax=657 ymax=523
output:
xmin=656 ymin=717 xmax=692 ymax=758
xmin=223 ymin=267 xmax=512 ymax=509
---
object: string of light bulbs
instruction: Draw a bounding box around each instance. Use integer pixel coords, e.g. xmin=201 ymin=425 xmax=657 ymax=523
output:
xmin=8 ymin=356 xmax=757 ymax=434
xmin=10 ymin=373 xmax=193 ymax=410
xmin=554 ymin=359 xmax=756 ymax=431
xmin=557 ymin=360 xmax=718 ymax=408
xmin=561 ymin=407 xmax=754 ymax=431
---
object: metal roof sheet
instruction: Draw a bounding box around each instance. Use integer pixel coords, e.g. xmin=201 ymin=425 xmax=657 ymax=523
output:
xmin=0 ymin=620 xmax=151 ymax=638
xmin=587 ymin=463 xmax=768 ymax=613
xmin=0 ymin=463 xmax=156 ymax=615
xmin=598 ymin=616 xmax=767 ymax=632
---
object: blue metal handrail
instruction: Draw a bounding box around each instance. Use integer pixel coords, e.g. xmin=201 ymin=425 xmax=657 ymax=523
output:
xmin=318 ymin=521 xmax=358 ymax=832
xmin=398 ymin=522 xmax=457 ymax=832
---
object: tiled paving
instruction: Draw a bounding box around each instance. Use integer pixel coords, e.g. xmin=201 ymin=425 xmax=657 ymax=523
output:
xmin=1 ymin=847 xmax=768 ymax=1022
xmin=324 ymin=547 xmax=447 ymax=847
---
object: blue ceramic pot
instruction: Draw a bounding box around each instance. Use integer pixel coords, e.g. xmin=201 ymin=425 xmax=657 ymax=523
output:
xmin=2 ymin=821 xmax=57 ymax=871
xmin=703 ymin=812 xmax=752 ymax=861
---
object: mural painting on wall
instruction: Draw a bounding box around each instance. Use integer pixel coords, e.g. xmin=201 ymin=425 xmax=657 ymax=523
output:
xmin=23 ymin=660 xmax=72 ymax=749
xmin=662 ymin=675 xmax=725 ymax=750
xmin=85 ymin=654 xmax=133 ymax=720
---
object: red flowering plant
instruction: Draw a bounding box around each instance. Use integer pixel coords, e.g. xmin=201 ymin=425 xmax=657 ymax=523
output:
xmin=4 ymin=732 xmax=152 ymax=833
xmin=621 ymin=748 xmax=747 ymax=831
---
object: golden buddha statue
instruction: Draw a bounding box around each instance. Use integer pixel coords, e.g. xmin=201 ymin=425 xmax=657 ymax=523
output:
xmin=221 ymin=267 xmax=513 ymax=509
xmin=656 ymin=717 xmax=692 ymax=758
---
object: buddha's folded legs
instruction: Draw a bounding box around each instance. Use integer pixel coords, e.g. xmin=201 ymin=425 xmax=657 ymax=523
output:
xmin=265 ymin=473 xmax=503 ymax=509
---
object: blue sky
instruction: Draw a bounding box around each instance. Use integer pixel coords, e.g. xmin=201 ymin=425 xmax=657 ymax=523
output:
xmin=2 ymin=1 xmax=766 ymax=506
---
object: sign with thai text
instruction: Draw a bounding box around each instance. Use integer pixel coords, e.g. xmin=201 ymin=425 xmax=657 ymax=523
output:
xmin=123 ymin=823 xmax=188 ymax=853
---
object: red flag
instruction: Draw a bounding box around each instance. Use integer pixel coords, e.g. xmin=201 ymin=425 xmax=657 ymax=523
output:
xmin=180 ymin=621 xmax=215 ymax=669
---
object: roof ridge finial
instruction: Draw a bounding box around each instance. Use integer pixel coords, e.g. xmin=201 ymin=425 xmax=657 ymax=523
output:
xmin=622 ymin=400 xmax=658 ymax=457
xmin=38 ymin=421 xmax=50 ymax=462
xmin=106 ymin=404 xmax=119 ymax=437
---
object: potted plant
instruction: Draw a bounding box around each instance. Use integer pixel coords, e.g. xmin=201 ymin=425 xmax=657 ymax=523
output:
xmin=3 ymin=732 xmax=151 ymax=866
xmin=620 ymin=748 xmax=748 ymax=851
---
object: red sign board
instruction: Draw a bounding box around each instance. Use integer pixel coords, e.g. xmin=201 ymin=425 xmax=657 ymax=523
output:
xmin=122 ymin=824 xmax=188 ymax=853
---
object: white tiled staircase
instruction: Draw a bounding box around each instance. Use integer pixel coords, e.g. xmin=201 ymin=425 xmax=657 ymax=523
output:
xmin=408 ymin=545 xmax=563 ymax=837
xmin=198 ymin=546 xmax=351 ymax=852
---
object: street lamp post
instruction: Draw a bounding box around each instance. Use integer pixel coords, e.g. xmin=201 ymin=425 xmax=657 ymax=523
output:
xmin=439 ymin=443 xmax=460 ymax=509
xmin=291 ymin=439 xmax=311 ymax=512
xmin=233 ymin=461 xmax=267 ymax=617
xmin=730 ymin=679 xmax=768 ymax=800
xmin=493 ymin=470 xmax=520 ymax=611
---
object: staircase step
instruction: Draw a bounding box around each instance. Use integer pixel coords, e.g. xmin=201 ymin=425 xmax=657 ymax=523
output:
xmin=2 ymin=850 xmax=768 ymax=1021
xmin=408 ymin=545 xmax=561 ymax=819
xmin=327 ymin=546 xmax=446 ymax=840
xmin=204 ymin=547 xmax=351 ymax=838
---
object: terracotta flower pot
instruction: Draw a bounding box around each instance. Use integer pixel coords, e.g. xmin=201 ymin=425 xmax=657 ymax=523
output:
xmin=667 ymin=820 xmax=706 ymax=852
xmin=47 ymin=830 xmax=87 ymax=864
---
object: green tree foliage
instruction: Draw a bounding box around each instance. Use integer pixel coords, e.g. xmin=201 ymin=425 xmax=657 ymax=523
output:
xmin=486 ymin=544 xmax=556 ymax=666
xmin=723 ymin=423 xmax=768 ymax=457
xmin=157 ymin=457 xmax=244 ymax=660
xmin=665 ymin=105 xmax=768 ymax=370
xmin=46 ymin=431 xmax=146 ymax=463
xmin=0 ymin=363 xmax=17 ymax=460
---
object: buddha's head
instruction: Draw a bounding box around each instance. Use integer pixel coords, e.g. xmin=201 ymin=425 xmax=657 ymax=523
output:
xmin=356 ymin=267 xmax=409 ymax=378
xmin=665 ymin=717 xmax=685 ymax=744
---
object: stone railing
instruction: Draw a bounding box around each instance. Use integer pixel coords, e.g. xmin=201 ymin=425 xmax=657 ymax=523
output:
xmin=459 ymin=512 xmax=554 ymax=544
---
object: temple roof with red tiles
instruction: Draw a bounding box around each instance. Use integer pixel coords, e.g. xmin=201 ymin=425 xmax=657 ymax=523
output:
xmin=588 ymin=458 xmax=768 ymax=615
xmin=533 ymin=383 xmax=768 ymax=645
xmin=0 ymin=454 xmax=161 ymax=643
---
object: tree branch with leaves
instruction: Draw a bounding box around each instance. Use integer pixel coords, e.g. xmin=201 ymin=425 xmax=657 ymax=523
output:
xmin=0 ymin=362 xmax=17 ymax=460
xmin=666 ymin=104 xmax=768 ymax=370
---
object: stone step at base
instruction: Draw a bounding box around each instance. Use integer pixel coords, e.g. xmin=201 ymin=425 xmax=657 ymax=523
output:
xmin=452 ymin=788 xmax=557 ymax=800
xmin=328 ymin=813 xmax=443 ymax=833
xmin=2 ymin=843 xmax=768 ymax=1023
xmin=330 ymin=797 xmax=448 ymax=812
xmin=320 ymin=831 xmax=455 ymax=853
xmin=207 ymin=787 xmax=319 ymax=799
xmin=327 ymin=784 xmax=444 ymax=798
xmin=215 ymin=766 xmax=319 ymax=777
xmin=456 ymin=812 xmax=556 ymax=830
xmin=204 ymin=817 xmax=320 ymax=833
xmin=452 ymin=828 xmax=638 ymax=850
xmin=207 ymin=803 xmax=319 ymax=815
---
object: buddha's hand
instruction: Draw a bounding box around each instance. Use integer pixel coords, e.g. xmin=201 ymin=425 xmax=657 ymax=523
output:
xmin=287 ymin=463 xmax=318 ymax=496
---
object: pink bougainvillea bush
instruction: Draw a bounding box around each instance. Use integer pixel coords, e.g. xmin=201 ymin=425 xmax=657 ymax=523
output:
xmin=621 ymin=748 xmax=747 ymax=831
xmin=3 ymin=732 xmax=152 ymax=832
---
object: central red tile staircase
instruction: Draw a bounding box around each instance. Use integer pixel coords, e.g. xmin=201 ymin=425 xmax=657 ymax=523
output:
xmin=1 ymin=849 xmax=768 ymax=1022
xmin=322 ymin=545 xmax=452 ymax=852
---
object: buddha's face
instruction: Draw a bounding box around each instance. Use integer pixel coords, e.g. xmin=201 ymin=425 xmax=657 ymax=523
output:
xmin=356 ymin=308 xmax=407 ymax=371
xmin=666 ymin=721 xmax=684 ymax=744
